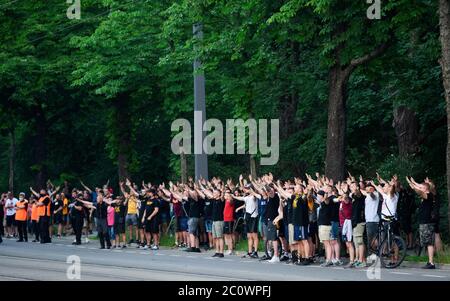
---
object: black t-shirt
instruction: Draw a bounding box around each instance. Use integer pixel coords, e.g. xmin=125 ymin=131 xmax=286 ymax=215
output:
xmin=204 ymin=198 xmax=212 ymax=220
xmin=138 ymin=196 xmax=147 ymax=218
xmin=211 ymin=198 xmax=224 ymax=221
xmin=292 ymin=195 xmax=309 ymax=227
xmin=418 ymin=193 xmax=434 ymax=224
xmin=398 ymin=189 xmax=416 ymax=219
xmin=144 ymin=198 xmax=160 ymax=220
xmin=72 ymin=200 xmax=85 ymax=219
xmin=96 ymin=202 xmax=108 ymax=219
xmin=159 ymin=197 xmax=170 ymax=215
xmin=114 ymin=203 xmax=126 ymax=224
xmin=318 ymin=201 xmax=332 ymax=226
xmin=265 ymin=194 xmax=280 ymax=221
xmin=329 ymin=196 xmax=340 ymax=222
xmin=188 ymin=197 xmax=201 ymax=218
xmin=53 ymin=199 xmax=62 ymax=214
xmin=351 ymin=194 xmax=366 ymax=225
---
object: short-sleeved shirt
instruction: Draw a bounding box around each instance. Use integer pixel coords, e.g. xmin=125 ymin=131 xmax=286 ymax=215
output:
xmin=5 ymin=198 xmax=18 ymax=216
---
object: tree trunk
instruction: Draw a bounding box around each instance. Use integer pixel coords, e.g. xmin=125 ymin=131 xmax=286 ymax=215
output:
xmin=8 ymin=129 xmax=15 ymax=193
xmin=180 ymin=151 xmax=187 ymax=183
xmin=249 ymin=154 xmax=257 ymax=179
xmin=34 ymin=107 xmax=48 ymax=189
xmin=325 ymin=65 xmax=349 ymax=181
xmin=439 ymin=0 xmax=450 ymax=236
xmin=392 ymin=105 xmax=419 ymax=157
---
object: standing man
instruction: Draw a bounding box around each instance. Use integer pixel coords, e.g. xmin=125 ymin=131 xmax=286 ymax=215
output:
xmin=234 ymin=184 xmax=259 ymax=259
xmin=95 ymin=194 xmax=112 ymax=249
xmin=406 ymin=177 xmax=436 ymax=269
xmin=15 ymin=193 xmax=28 ymax=242
xmin=71 ymin=194 xmax=85 ymax=245
xmin=31 ymin=188 xmax=52 ymax=244
xmin=121 ymin=180 xmax=139 ymax=245
xmin=5 ymin=192 xmax=18 ymax=238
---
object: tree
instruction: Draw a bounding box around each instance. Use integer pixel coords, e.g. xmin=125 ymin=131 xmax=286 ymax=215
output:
xmin=439 ymin=0 xmax=450 ymax=235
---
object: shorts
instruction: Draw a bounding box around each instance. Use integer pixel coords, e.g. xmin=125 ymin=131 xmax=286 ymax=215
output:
xmin=108 ymin=226 xmax=115 ymax=240
xmin=137 ymin=214 xmax=145 ymax=229
xmin=62 ymin=215 xmax=68 ymax=225
xmin=259 ymin=220 xmax=267 ymax=239
xmin=223 ymin=221 xmax=234 ymax=235
xmin=266 ymin=220 xmax=278 ymax=241
xmin=353 ymin=222 xmax=366 ymax=246
xmin=114 ymin=223 xmax=125 ymax=234
xmin=319 ymin=225 xmax=332 ymax=242
xmin=198 ymin=217 xmax=206 ymax=234
xmin=188 ymin=217 xmax=200 ymax=235
xmin=278 ymin=219 xmax=286 ymax=238
xmin=366 ymin=222 xmax=379 ymax=245
xmin=419 ymin=223 xmax=435 ymax=247
xmin=330 ymin=221 xmax=339 ymax=240
xmin=293 ymin=225 xmax=309 ymax=241
xmin=308 ymin=222 xmax=318 ymax=238
xmin=177 ymin=216 xmax=188 ymax=232
xmin=245 ymin=215 xmax=258 ymax=233
xmin=400 ymin=216 xmax=412 ymax=233
xmin=145 ymin=218 xmax=160 ymax=234
xmin=6 ymin=215 xmax=15 ymax=227
xmin=125 ymin=214 xmax=138 ymax=226
xmin=212 ymin=221 xmax=224 ymax=238
xmin=204 ymin=219 xmax=213 ymax=233
xmin=159 ymin=212 xmax=170 ymax=224
xmin=54 ymin=213 xmax=63 ymax=225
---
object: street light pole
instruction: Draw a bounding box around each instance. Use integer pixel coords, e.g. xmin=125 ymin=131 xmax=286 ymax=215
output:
xmin=193 ymin=23 xmax=208 ymax=180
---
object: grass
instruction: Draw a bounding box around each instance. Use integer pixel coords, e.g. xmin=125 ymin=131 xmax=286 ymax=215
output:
xmin=405 ymin=245 xmax=450 ymax=264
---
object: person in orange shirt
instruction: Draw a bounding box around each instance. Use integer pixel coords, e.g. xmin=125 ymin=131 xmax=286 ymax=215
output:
xmin=15 ymin=193 xmax=29 ymax=242
xmin=30 ymin=196 xmax=40 ymax=242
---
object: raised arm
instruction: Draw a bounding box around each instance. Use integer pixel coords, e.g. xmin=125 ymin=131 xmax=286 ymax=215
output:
xmin=80 ymin=181 xmax=93 ymax=194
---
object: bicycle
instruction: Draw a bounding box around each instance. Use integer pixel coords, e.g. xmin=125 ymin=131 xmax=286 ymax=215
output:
xmin=369 ymin=215 xmax=407 ymax=268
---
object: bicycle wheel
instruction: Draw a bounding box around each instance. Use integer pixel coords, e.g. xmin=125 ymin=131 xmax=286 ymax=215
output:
xmin=379 ymin=235 xmax=407 ymax=269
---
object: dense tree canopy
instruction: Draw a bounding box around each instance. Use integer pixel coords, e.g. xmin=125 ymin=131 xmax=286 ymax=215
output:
xmin=0 ymin=0 xmax=449 ymax=238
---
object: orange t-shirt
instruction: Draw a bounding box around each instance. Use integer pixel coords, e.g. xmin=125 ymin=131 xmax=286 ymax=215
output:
xmin=15 ymin=200 xmax=28 ymax=221
xmin=31 ymin=204 xmax=39 ymax=221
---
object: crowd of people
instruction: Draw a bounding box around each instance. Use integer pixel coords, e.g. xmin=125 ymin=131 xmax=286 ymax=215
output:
xmin=0 ymin=172 xmax=442 ymax=269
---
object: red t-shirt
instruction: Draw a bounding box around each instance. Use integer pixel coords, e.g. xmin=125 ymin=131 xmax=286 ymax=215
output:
xmin=339 ymin=201 xmax=352 ymax=226
xmin=223 ymin=199 xmax=234 ymax=222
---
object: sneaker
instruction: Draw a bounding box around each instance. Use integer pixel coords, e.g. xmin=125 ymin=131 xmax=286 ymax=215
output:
xmin=212 ymin=253 xmax=219 ymax=257
xmin=333 ymin=259 xmax=343 ymax=266
xmin=259 ymin=254 xmax=271 ymax=261
xmin=226 ymin=250 xmax=235 ymax=256
xmin=301 ymin=258 xmax=311 ymax=266
xmin=250 ymin=252 xmax=259 ymax=259
xmin=151 ymin=245 xmax=159 ymax=250
xmin=320 ymin=261 xmax=333 ymax=267
xmin=185 ymin=247 xmax=195 ymax=252
xmin=280 ymin=254 xmax=290 ymax=262
xmin=100 ymin=246 xmax=105 ymax=249
xmin=143 ymin=245 xmax=149 ymax=250
xmin=358 ymin=262 xmax=367 ymax=268
xmin=217 ymin=253 xmax=224 ymax=258
xmin=128 ymin=239 xmax=134 ymax=244
xmin=194 ymin=248 xmax=201 ymax=253
xmin=121 ymin=245 xmax=127 ymax=249
xmin=85 ymin=238 xmax=90 ymax=244
xmin=16 ymin=239 xmax=24 ymax=242
xmin=242 ymin=252 xmax=252 ymax=258
xmin=268 ymin=256 xmax=280 ymax=263
xmin=422 ymin=262 xmax=436 ymax=269
xmin=345 ymin=262 xmax=356 ymax=268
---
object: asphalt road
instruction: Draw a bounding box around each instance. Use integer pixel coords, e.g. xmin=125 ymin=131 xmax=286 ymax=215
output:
xmin=0 ymin=237 xmax=449 ymax=281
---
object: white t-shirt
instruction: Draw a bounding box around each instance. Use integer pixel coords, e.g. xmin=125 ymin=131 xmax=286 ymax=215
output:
xmin=365 ymin=192 xmax=380 ymax=223
xmin=5 ymin=198 xmax=18 ymax=216
xmin=243 ymin=195 xmax=258 ymax=218
xmin=381 ymin=192 xmax=399 ymax=219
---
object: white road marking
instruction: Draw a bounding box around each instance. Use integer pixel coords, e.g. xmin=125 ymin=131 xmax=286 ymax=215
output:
xmin=186 ymin=256 xmax=195 ymax=258
xmin=155 ymin=253 xmax=164 ymax=256
xmin=139 ymin=252 xmax=147 ymax=255
xmin=170 ymin=254 xmax=181 ymax=257
xmin=422 ymin=274 xmax=446 ymax=278
xmin=240 ymin=260 xmax=254 ymax=263
xmin=126 ymin=251 xmax=137 ymax=254
xmin=78 ymin=246 xmax=86 ymax=249
xmin=390 ymin=272 xmax=411 ymax=275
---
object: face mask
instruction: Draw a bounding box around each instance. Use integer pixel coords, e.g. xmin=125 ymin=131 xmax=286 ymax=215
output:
xmin=19 ymin=196 xmax=24 ymax=200
xmin=40 ymin=193 xmax=45 ymax=197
